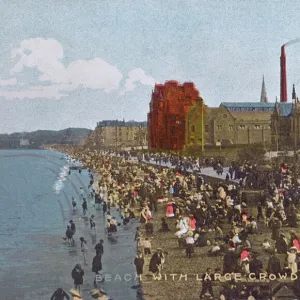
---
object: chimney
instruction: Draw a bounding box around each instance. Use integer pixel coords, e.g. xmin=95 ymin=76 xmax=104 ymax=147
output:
xmin=280 ymin=45 xmax=288 ymax=102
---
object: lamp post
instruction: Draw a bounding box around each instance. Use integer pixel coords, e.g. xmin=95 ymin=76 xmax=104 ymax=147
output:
xmin=201 ymin=98 xmax=205 ymax=152
xmin=292 ymin=84 xmax=297 ymax=182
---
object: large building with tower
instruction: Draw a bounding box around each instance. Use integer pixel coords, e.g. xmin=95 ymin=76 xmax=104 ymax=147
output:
xmin=148 ymin=78 xmax=276 ymax=151
xmin=271 ymin=85 xmax=300 ymax=151
xmin=148 ymin=80 xmax=201 ymax=151
xmin=185 ymin=101 xmax=274 ymax=148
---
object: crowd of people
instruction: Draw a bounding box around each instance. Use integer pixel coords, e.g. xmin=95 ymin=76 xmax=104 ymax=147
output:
xmin=48 ymin=146 xmax=300 ymax=300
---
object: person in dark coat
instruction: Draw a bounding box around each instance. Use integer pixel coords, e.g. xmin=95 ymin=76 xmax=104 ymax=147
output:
xmin=95 ymin=239 xmax=104 ymax=256
xmin=90 ymin=215 xmax=96 ymax=230
xmin=71 ymin=264 xmax=84 ymax=291
xmin=70 ymin=220 xmax=76 ymax=235
xmin=249 ymin=253 xmax=263 ymax=278
xmin=134 ymin=251 xmax=144 ymax=276
xmin=173 ymin=180 xmax=181 ymax=197
xmin=270 ymin=217 xmax=282 ymax=241
xmin=267 ymin=252 xmax=281 ymax=274
xmin=199 ymin=268 xmax=214 ymax=299
xmin=288 ymin=205 xmax=298 ymax=227
xmin=51 ymin=288 xmax=70 ymax=300
xmin=149 ymin=250 xmax=162 ymax=275
xmin=220 ymin=279 xmax=238 ymax=300
xmin=64 ymin=225 xmax=74 ymax=246
xmin=275 ymin=233 xmax=288 ymax=254
xmin=159 ymin=217 xmax=170 ymax=232
xmin=195 ymin=231 xmax=207 ymax=247
xmin=145 ymin=221 xmax=154 ymax=235
xmin=102 ymin=201 xmax=107 ymax=216
xmin=82 ymin=198 xmax=87 ymax=216
xmin=223 ymin=246 xmax=238 ymax=274
xmin=92 ymin=254 xmax=102 ymax=285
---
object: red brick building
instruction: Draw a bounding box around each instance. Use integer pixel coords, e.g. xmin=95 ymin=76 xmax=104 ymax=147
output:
xmin=148 ymin=80 xmax=201 ymax=151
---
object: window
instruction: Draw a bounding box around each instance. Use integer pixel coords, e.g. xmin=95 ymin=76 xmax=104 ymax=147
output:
xmin=217 ymin=125 xmax=222 ymax=130
xmin=239 ymin=125 xmax=246 ymax=130
xmin=205 ymin=125 xmax=208 ymax=133
xmin=229 ymin=125 xmax=234 ymax=130
xmin=191 ymin=125 xmax=195 ymax=133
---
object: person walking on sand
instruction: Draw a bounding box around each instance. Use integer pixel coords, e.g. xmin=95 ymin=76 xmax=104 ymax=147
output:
xmin=149 ymin=248 xmax=163 ymax=276
xmin=90 ymin=215 xmax=96 ymax=231
xmin=102 ymin=201 xmax=107 ymax=216
xmin=92 ymin=253 xmax=102 ymax=286
xmin=64 ymin=225 xmax=75 ymax=246
xmin=80 ymin=237 xmax=88 ymax=264
xmin=71 ymin=264 xmax=84 ymax=292
xmin=70 ymin=220 xmax=76 ymax=235
xmin=80 ymin=186 xmax=84 ymax=196
xmin=134 ymin=251 xmax=144 ymax=277
xmin=72 ymin=197 xmax=77 ymax=211
xmin=51 ymin=288 xmax=70 ymax=300
xmin=95 ymin=239 xmax=104 ymax=256
xmin=200 ymin=268 xmax=214 ymax=299
xmin=82 ymin=198 xmax=87 ymax=216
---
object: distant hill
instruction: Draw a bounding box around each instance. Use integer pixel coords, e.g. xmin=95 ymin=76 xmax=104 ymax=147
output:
xmin=0 ymin=128 xmax=92 ymax=149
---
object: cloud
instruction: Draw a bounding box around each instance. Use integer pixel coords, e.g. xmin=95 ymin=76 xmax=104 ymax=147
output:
xmin=0 ymin=85 xmax=62 ymax=100
xmin=2 ymin=38 xmax=123 ymax=99
xmin=120 ymin=68 xmax=155 ymax=95
xmin=0 ymin=78 xmax=17 ymax=86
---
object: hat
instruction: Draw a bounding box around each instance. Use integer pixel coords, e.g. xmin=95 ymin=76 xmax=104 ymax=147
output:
xmin=90 ymin=289 xmax=105 ymax=297
xmin=187 ymin=231 xmax=194 ymax=237
xmin=290 ymin=246 xmax=298 ymax=252
xmin=70 ymin=289 xmax=82 ymax=298
xmin=157 ymin=248 xmax=163 ymax=251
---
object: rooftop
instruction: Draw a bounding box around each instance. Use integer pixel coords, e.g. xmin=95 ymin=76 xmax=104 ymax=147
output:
xmin=276 ymin=102 xmax=294 ymax=117
xmin=96 ymin=120 xmax=147 ymax=127
xmin=220 ymin=102 xmax=275 ymax=108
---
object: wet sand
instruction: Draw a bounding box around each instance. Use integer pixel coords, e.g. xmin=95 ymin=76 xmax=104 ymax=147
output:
xmin=0 ymin=150 xmax=141 ymax=300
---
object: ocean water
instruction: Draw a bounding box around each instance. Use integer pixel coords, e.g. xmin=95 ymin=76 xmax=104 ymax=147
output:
xmin=0 ymin=150 xmax=140 ymax=300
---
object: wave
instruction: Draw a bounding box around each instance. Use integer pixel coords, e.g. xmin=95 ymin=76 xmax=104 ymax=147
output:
xmin=52 ymin=165 xmax=69 ymax=194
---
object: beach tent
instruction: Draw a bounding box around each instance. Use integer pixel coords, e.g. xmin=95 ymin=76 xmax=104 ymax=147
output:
xmin=273 ymin=285 xmax=297 ymax=299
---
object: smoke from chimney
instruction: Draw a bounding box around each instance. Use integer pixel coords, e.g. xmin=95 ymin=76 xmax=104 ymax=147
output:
xmin=284 ymin=38 xmax=300 ymax=47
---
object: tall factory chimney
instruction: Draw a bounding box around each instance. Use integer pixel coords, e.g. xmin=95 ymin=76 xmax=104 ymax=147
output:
xmin=280 ymin=45 xmax=288 ymax=102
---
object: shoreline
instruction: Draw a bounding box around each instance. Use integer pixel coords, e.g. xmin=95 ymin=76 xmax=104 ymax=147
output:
xmin=53 ymin=147 xmax=145 ymax=300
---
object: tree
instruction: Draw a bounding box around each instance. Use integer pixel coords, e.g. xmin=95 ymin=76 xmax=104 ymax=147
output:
xmin=238 ymin=143 xmax=266 ymax=163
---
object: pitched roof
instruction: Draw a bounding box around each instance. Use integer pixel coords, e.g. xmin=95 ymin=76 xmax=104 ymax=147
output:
xmin=276 ymin=103 xmax=293 ymax=117
xmin=220 ymin=102 xmax=275 ymax=108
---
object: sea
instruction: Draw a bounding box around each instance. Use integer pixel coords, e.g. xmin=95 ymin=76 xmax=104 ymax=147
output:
xmin=0 ymin=149 xmax=142 ymax=300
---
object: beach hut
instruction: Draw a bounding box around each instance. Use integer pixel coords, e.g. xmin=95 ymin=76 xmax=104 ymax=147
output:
xmin=273 ymin=284 xmax=297 ymax=299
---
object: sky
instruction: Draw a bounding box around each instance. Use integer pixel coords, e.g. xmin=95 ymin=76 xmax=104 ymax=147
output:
xmin=1 ymin=0 xmax=300 ymax=133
